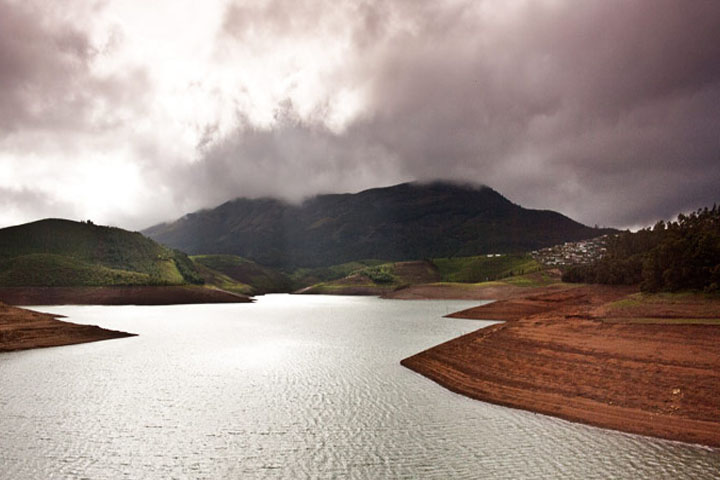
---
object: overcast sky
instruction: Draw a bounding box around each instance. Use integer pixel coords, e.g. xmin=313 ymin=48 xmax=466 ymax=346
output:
xmin=1 ymin=0 xmax=718 ymax=231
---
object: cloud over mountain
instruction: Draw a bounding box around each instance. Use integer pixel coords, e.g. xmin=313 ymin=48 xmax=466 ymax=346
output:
xmin=1 ymin=0 xmax=718 ymax=230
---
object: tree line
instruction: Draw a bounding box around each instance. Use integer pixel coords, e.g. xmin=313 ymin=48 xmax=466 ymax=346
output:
xmin=562 ymin=205 xmax=720 ymax=292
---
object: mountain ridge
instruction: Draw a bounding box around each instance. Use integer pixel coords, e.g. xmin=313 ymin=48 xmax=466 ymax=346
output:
xmin=144 ymin=181 xmax=615 ymax=268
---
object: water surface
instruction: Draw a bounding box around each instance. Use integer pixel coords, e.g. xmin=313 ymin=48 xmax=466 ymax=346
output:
xmin=1 ymin=295 xmax=718 ymax=479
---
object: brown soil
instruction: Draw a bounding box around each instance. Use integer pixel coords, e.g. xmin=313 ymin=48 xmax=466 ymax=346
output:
xmin=295 ymin=273 xmax=395 ymax=295
xmin=0 ymin=302 xmax=134 ymax=352
xmin=0 ymin=286 xmax=251 ymax=306
xmin=383 ymin=280 xmax=571 ymax=301
xmin=383 ymin=283 xmax=525 ymax=300
xmin=445 ymin=284 xmax=633 ymax=320
xmin=402 ymin=285 xmax=720 ymax=447
xmin=384 ymin=270 xmax=566 ymax=300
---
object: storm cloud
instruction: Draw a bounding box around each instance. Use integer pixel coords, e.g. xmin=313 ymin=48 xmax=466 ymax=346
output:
xmin=1 ymin=0 xmax=719 ymax=230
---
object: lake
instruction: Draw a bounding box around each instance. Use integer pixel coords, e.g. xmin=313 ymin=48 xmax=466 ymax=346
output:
xmin=1 ymin=295 xmax=718 ymax=479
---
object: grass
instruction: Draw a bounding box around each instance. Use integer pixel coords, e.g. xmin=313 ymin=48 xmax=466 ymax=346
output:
xmin=0 ymin=254 xmax=154 ymax=286
xmin=433 ymin=254 xmax=542 ymax=283
xmin=603 ymin=291 xmax=720 ymax=325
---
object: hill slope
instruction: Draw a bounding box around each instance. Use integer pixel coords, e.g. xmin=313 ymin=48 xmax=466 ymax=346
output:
xmin=145 ymin=182 xmax=613 ymax=268
xmin=0 ymin=219 xmax=204 ymax=286
xmin=297 ymin=260 xmax=442 ymax=295
xmin=191 ymin=254 xmax=292 ymax=295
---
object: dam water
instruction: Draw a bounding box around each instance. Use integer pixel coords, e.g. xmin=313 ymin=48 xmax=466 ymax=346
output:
xmin=1 ymin=295 xmax=718 ymax=479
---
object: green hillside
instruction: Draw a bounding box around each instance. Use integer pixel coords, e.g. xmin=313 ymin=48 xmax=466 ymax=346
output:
xmin=191 ymin=254 xmax=291 ymax=294
xmin=299 ymin=255 xmax=544 ymax=294
xmin=288 ymin=259 xmax=386 ymax=290
xmin=298 ymin=260 xmax=441 ymax=294
xmin=0 ymin=219 xmax=204 ymax=287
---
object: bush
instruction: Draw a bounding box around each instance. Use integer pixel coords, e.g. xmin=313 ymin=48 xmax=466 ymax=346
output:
xmin=360 ymin=266 xmax=395 ymax=284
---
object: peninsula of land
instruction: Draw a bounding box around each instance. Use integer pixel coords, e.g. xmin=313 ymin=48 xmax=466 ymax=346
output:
xmin=401 ymin=284 xmax=720 ymax=447
xmin=0 ymin=302 xmax=134 ymax=352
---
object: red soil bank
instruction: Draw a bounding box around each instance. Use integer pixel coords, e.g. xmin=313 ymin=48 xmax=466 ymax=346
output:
xmin=0 ymin=302 xmax=134 ymax=352
xmin=402 ymin=285 xmax=720 ymax=447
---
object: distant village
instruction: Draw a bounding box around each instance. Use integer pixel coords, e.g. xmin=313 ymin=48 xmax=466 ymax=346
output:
xmin=531 ymin=235 xmax=611 ymax=267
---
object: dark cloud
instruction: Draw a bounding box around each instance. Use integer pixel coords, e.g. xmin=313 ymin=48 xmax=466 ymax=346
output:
xmin=1 ymin=0 xmax=718 ymax=231
xmin=0 ymin=0 xmax=149 ymax=136
xmin=191 ymin=0 xmax=720 ymax=229
xmin=175 ymin=109 xmax=405 ymax=208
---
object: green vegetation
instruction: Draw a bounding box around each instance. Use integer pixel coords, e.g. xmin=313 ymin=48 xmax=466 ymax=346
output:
xmin=357 ymin=264 xmax=395 ymax=284
xmin=433 ymin=254 xmax=541 ymax=283
xmin=288 ymin=260 xmax=385 ymax=289
xmin=296 ymin=256 xmax=553 ymax=293
xmin=605 ymin=291 xmax=720 ymax=311
xmin=301 ymin=260 xmax=440 ymax=292
xmin=191 ymin=254 xmax=291 ymax=294
xmin=190 ymin=261 xmax=254 ymax=295
xmin=563 ymin=206 xmax=720 ymax=292
xmin=0 ymin=254 xmax=153 ymax=286
xmin=0 ymin=219 xmax=204 ymax=287
xmin=602 ymin=291 xmax=720 ymax=325
xmin=421 ymin=270 xmax=562 ymax=290
xmin=501 ymin=270 xmax=561 ymax=287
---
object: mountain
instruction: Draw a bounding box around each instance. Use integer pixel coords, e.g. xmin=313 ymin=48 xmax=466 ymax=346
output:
xmin=0 ymin=219 xmax=204 ymax=286
xmin=144 ymin=182 xmax=615 ymax=268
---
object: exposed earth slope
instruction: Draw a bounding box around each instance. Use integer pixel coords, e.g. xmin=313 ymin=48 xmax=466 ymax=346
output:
xmin=402 ymin=286 xmax=720 ymax=447
xmin=0 ymin=302 xmax=134 ymax=352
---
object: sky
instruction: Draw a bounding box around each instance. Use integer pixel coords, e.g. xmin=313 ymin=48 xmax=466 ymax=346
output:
xmin=0 ymin=0 xmax=718 ymax=231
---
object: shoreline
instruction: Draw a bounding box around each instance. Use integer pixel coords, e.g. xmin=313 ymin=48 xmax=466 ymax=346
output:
xmin=0 ymin=285 xmax=251 ymax=306
xmin=401 ymin=284 xmax=720 ymax=448
xmin=0 ymin=302 xmax=135 ymax=352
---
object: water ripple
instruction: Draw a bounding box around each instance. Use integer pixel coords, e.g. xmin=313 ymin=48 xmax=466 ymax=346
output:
xmin=1 ymin=297 xmax=718 ymax=479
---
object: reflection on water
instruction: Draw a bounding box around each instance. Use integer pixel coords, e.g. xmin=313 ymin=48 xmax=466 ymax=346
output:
xmin=1 ymin=295 xmax=718 ymax=479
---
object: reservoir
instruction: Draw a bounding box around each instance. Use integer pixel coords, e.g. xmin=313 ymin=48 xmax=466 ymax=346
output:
xmin=1 ymin=295 xmax=718 ymax=478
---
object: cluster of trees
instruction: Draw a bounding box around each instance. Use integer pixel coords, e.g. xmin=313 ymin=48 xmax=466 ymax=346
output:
xmin=563 ymin=206 xmax=720 ymax=292
xmin=359 ymin=265 xmax=395 ymax=284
